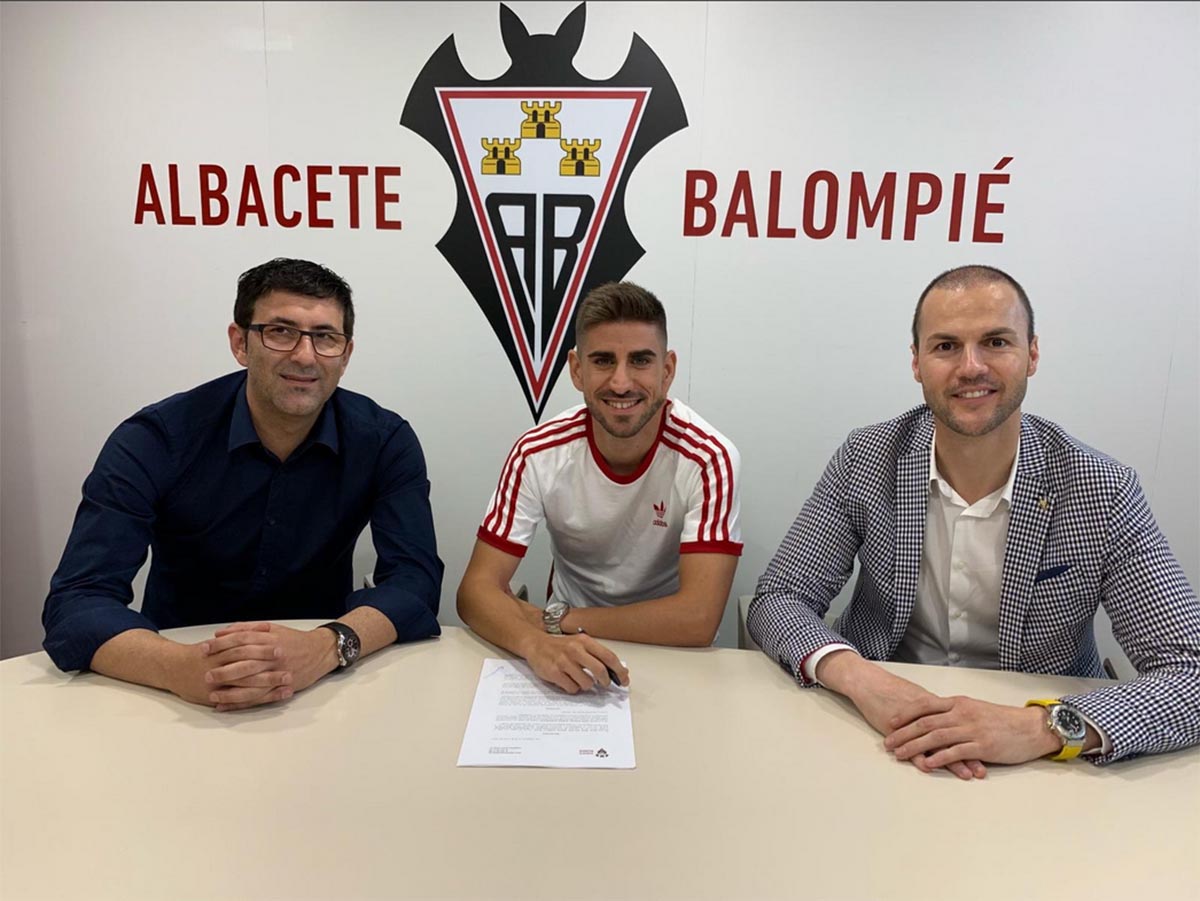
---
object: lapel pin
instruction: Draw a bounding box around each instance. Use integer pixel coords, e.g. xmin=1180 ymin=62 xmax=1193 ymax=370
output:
xmin=1038 ymin=497 xmax=1050 ymax=511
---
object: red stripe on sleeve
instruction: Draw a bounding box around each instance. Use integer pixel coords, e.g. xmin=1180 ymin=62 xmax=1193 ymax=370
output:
xmin=483 ymin=411 xmax=587 ymax=535
xmin=680 ymin=540 xmax=743 ymax=556
xmin=499 ymin=427 xmax=587 ymax=540
xmin=669 ymin=413 xmax=737 ymax=542
xmin=664 ymin=426 xmax=723 ymax=542
xmin=476 ymin=526 xmax=528 ymax=558
xmin=661 ymin=436 xmax=712 ymax=541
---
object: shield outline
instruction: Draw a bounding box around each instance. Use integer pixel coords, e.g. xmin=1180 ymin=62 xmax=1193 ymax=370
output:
xmin=438 ymin=87 xmax=650 ymax=409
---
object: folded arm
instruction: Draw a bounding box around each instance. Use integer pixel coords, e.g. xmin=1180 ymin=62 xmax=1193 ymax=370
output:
xmin=747 ymin=440 xmax=862 ymax=680
xmin=43 ymin=416 xmax=168 ymax=672
xmin=199 ymin=606 xmax=398 ymax=711
xmin=47 ymin=415 xmax=294 ymax=710
xmin=341 ymin=420 xmax=444 ymax=643
xmin=881 ymin=690 xmax=1099 ymax=774
xmin=810 ymin=649 xmax=988 ymax=780
xmin=197 ymin=422 xmax=444 ymax=711
xmin=91 ymin=605 xmax=398 ymax=712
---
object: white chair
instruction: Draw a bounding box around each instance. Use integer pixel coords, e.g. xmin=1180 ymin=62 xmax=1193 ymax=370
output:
xmin=737 ymin=595 xmax=761 ymax=651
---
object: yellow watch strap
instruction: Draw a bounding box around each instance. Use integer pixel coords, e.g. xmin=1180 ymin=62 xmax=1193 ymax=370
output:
xmin=1025 ymin=699 xmax=1082 ymax=761
xmin=1050 ymin=743 xmax=1084 ymax=761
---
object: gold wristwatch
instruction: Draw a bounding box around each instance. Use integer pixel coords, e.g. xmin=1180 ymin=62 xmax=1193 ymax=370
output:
xmin=1025 ymin=699 xmax=1087 ymax=761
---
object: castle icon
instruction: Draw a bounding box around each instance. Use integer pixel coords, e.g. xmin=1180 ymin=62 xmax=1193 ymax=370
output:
xmin=520 ymin=101 xmax=562 ymax=139
xmin=481 ymin=138 xmax=521 ymax=176
xmin=559 ymin=139 xmax=601 ymax=177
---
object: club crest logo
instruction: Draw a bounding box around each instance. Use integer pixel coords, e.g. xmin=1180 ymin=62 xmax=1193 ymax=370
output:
xmin=401 ymin=2 xmax=687 ymax=421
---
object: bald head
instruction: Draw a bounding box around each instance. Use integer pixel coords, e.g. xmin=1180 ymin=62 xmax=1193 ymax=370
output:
xmin=912 ymin=265 xmax=1034 ymax=349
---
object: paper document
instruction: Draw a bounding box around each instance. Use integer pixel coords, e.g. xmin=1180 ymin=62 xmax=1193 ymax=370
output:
xmin=457 ymin=658 xmax=635 ymax=768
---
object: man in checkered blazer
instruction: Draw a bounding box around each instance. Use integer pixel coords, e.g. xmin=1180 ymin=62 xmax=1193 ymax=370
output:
xmin=748 ymin=265 xmax=1199 ymax=775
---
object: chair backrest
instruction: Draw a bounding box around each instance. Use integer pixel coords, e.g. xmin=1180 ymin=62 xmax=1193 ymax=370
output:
xmin=736 ymin=595 xmax=761 ymax=652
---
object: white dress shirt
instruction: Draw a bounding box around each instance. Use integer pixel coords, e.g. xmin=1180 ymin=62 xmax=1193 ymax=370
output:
xmin=803 ymin=435 xmax=1015 ymax=681
xmin=805 ymin=431 xmax=1109 ymax=754
xmin=894 ymin=435 xmax=1016 ymax=666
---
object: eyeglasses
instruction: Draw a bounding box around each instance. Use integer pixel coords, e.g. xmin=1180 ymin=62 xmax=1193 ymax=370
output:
xmin=247 ymin=324 xmax=350 ymax=358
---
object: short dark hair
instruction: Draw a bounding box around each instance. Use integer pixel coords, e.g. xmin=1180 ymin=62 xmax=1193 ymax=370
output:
xmin=912 ymin=264 xmax=1034 ymax=348
xmin=233 ymin=258 xmax=355 ymax=337
xmin=574 ymin=281 xmax=667 ymax=346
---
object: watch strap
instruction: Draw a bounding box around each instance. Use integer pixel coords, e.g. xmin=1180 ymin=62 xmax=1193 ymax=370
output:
xmin=319 ymin=621 xmax=361 ymax=669
xmin=543 ymin=601 xmax=568 ymax=635
xmin=1025 ymin=699 xmax=1084 ymax=761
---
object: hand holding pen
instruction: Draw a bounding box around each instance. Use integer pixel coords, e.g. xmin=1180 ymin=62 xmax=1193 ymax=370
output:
xmin=575 ymin=627 xmax=627 ymax=689
xmin=527 ymin=624 xmax=629 ymax=693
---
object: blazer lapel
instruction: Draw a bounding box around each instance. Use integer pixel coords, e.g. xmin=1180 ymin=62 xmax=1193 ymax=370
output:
xmin=892 ymin=414 xmax=932 ymax=653
xmin=998 ymin=416 xmax=1054 ymax=670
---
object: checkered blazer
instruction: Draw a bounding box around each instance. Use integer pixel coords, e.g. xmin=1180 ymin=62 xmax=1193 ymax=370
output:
xmin=747 ymin=406 xmax=1200 ymax=764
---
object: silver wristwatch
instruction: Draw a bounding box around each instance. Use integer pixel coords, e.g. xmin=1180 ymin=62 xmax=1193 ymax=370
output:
xmin=319 ymin=621 xmax=361 ymax=669
xmin=542 ymin=600 xmax=569 ymax=634
xmin=1026 ymin=699 xmax=1087 ymax=760
xmin=1044 ymin=703 xmax=1087 ymax=760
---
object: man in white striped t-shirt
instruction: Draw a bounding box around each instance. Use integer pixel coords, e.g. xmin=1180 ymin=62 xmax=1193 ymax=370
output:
xmin=457 ymin=282 xmax=743 ymax=693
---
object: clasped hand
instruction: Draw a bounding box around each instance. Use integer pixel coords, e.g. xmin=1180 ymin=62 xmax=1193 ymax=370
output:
xmin=882 ymin=694 xmax=1058 ymax=776
xmin=193 ymin=621 xmax=336 ymax=712
xmin=835 ymin=662 xmax=987 ymax=781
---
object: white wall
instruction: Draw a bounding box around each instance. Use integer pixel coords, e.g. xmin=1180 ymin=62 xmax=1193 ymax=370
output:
xmin=2 ymin=1 xmax=1197 ymax=679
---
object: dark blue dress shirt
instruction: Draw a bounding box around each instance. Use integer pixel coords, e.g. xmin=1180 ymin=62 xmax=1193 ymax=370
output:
xmin=43 ymin=371 xmax=443 ymax=671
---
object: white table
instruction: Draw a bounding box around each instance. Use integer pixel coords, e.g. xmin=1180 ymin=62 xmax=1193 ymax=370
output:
xmin=2 ymin=623 xmax=1197 ymax=900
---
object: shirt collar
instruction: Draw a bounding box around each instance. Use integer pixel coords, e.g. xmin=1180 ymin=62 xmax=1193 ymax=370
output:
xmin=928 ymin=430 xmax=1020 ymax=513
xmin=227 ymin=381 xmax=340 ymax=455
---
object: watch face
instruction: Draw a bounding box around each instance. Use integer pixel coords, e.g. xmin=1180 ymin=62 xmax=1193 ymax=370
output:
xmin=343 ymin=633 xmax=361 ymax=662
xmin=1053 ymin=706 xmax=1086 ymax=741
xmin=544 ymin=601 xmax=568 ymax=620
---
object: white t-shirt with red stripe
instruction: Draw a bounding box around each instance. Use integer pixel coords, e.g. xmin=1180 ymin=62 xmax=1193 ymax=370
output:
xmin=477 ymin=399 xmax=742 ymax=607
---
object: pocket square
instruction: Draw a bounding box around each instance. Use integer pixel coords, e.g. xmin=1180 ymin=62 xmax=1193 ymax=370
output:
xmin=1034 ymin=564 xmax=1072 ymax=584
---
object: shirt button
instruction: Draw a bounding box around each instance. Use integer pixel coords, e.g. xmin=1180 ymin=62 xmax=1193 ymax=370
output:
xmin=949 ymin=652 xmax=961 ymax=663
xmin=953 ymin=560 xmax=967 ymax=572
xmin=258 ymin=568 xmax=267 ymax=576
xmin=267 ymin=518 xmax=277 ymax=526
xmin=952 ymin=609 xmax=964 ymax=620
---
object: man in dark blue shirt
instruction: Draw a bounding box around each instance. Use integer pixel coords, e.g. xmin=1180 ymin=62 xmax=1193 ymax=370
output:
xmin=43 ymin=258 xmax=443 ymax=711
